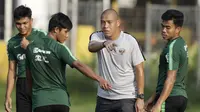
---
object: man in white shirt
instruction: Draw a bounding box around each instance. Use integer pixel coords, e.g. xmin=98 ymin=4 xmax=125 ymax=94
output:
xmin=88 ymin=9 xmax=145 ymax=112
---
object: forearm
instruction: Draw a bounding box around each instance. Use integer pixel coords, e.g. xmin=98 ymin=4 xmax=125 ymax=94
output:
xmin=75 ymin=62 xmax=100 ymax=81
xmin=156 ymin=76 xmax=175 ymax=106
xmin=5 ymin=71 xmax=15 ymax=98
xmin=135 ymin=63 xmax=144 ymax=94
xmin=148 ymin=92 xmax=156 ymax=102
xmin=88 ymin=41 xmax=105 ymax=52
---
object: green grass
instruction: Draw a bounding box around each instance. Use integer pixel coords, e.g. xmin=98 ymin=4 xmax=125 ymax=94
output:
xmin=1 ymin=67 xmax=200 ymax=112
xmin=186 ymin=105 xmax=200 ymax=112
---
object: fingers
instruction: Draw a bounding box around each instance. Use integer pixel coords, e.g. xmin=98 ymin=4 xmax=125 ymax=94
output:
xmin=100 ymin=82 xmax=112 ymax=90
xmin=99 ymin=78 xmax=112 ymax=90
xmin=5 ymin=102 xmax=11 ymax=112
xmin=135 ymin=104 xmax=139 ymax=112
xmin=21 ymin=37 xmax=30 ymax=49
xmin=104 ymin=41 xmax=117 ymax=52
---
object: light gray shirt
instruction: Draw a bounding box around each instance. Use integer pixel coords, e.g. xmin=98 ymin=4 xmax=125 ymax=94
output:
xmin=90 ymin=31 xmax=145 ymax=100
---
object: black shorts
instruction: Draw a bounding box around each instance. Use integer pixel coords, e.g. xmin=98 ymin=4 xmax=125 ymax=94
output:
xmin=154 ymin=95 xmax=187 ymax=112
xmin=95 ymin=96 xmax=136 ymax=112
xmin=16 ymin=78 xmax=32 ymax=112
xmin=34 ymin=105 xmax=69 ymax=112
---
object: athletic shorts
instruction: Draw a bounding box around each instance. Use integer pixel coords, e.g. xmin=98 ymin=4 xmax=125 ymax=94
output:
xmin=154 ymin=95 xmax=187 ymax=112
xmin=16 ymin=78 xmax=32 ymax=112
xmin=95 ymin=96 xmax=136 ymax=112
xmin=34 ymin=105 xmax=69 ymax=112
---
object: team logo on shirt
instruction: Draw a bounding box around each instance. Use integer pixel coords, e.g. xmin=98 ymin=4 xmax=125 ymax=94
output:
xmin=35 ymin=54 xmax=49 ymax=63
xmin=33 ymin=47 xmax=51 ymax=63
xmin=17 ymin=54 xmax=26 ymax=60
xmin=118 ymin=48 xmax=125 ymax=55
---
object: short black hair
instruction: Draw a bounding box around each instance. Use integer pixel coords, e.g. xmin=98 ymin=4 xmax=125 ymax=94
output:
xmin=161 ymin=9 xmax=184 ymax=27
xmin=14 ymin=5 xmax=32 ymax=20
xmin=48 ymin=12 xmax=73 ymax=32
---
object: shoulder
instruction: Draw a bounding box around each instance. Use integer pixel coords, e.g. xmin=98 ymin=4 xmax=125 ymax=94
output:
xmin=89 ymin=31 xmax=104 ymax=40
xmin=42 ymin=36 xmax=57 ymax=45
xmin=170 ymin=37 xmax=186 ymax=49
xmin=32 ymin=28 xmax=48 ymax=37
xmin=7 ymin=34 xmax=20 ymax=46
xmin=122 ymin=32 xmax=139 ymax=44
xmin=168 ymin=38 xmax=187 ymax=55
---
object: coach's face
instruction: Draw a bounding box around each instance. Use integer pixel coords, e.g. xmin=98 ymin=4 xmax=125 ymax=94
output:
xmin=101 ymin=13 xmax=120 ymax=39
xmin=15 ymin=17 xmax=33 ymax=37
xmin=161 ymin=20 xmax=181 ymax=41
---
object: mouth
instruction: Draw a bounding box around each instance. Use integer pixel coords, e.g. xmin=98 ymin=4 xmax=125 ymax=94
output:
xmin=103 ymin=30 xmax=110 ymax=34
xmin=162 ymin=33 xmax=167 ymax=37
xmin=19 ymin=30 xmax=26 ymax=33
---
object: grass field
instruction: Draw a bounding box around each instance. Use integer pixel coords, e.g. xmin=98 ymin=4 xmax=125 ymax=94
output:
xmin=1 ymin=79 xmax=200 ymax=112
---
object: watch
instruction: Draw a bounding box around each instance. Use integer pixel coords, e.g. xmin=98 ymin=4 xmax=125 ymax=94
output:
xmin=137 ymin=94 xmax=144 ymax=99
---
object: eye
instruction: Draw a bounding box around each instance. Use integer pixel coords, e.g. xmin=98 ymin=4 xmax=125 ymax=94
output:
xmin=23 ymin=22 xmax=28 ymax=25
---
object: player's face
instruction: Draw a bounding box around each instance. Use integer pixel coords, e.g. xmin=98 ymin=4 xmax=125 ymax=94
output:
xmin=56 ymin=28 xmax=69 ymax=43
xmin=15 ymin=17 xmax=33 ymax=37
xmin=161 ymin=20 xmax=181 ymax=41
xmin=101 ymin=14 xmax=120 ymax=38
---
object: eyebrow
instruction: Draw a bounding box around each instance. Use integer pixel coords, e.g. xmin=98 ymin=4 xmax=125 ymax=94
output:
xmin=16 ymin=21 xmax=27 ymax=24
xmin=161 ymin=23 xmax=170 ymax=27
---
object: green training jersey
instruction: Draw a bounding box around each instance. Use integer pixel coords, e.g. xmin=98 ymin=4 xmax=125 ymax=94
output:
xmin=7 ymin=28 xmax=47 ymax=77
xmin=26 ymin=37 xmax=76 ymax=110
xmin=156 ymin=37 xmax=188 ymax=98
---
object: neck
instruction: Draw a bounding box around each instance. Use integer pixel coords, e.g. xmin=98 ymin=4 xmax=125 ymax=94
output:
xmin=48 ymin=32 xmax=57 ymax=40
xmin=169 ymin=35 xmax=180 ymax=41
xmin=109 ymin=30 xmax=121 ymax=40
xmin=20 ymin=28 xmax=32 ymax=37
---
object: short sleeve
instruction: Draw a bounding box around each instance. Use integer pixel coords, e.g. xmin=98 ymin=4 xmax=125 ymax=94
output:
xmin=168 ymin=42 xmax=179 ymax=70
xmin=131 ymin=39 xmax=145 ymax=66
xmin=89 ymin=32 xmax=104 ymax=42
xmin=7 ymin=43 xmax=16 ymax=61
xmin=59 ymin=44 xmax=77 ymax=67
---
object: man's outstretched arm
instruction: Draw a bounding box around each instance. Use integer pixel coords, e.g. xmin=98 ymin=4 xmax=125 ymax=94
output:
xmin=72 ymin=60 xmax=111 ymax=90
xmin=88 ymin=41 xmax=105 ymax=52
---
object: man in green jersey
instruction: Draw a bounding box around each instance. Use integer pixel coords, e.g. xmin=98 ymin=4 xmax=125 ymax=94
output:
xmin=4 ymin=5 xmax=47 ymax=112
xmin=21 ymin=12 xmax=111 ymax=112
xmin=145 ymin=10 xmax=188 ymax=112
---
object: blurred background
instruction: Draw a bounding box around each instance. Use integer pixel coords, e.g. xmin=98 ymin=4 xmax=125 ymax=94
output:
xmin=0 ymin=0 xmax=200 ymax=112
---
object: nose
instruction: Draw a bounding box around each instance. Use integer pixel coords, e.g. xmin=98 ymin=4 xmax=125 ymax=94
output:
xmin=103 ymin=22 xmax=109 ymax=28
xmin=19 ymin=24 xmax=25 ymax=29
xmin=162 ymin=27 xmax=166 ymax=33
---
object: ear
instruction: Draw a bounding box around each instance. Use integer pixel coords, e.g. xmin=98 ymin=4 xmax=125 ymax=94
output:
xmin=54 ymin=27 xmax=60 ymax=33
xmin=175 ymin=26 xmax=181 ymax=34
xmin=117 ymin=19 xmax=121 ymax=27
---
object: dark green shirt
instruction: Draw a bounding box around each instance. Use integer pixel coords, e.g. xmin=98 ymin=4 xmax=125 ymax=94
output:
xmin=7 ymin=28 xmax=47 ymax=77
xmin=156 ymin=37 xmax=188 ymax=98
xmin=26 ymin=37 xmax=76 ymax=109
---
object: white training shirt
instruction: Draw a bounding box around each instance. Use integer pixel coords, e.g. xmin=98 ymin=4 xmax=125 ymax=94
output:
xmin=90 ymin=31 xmax=145 ymax=100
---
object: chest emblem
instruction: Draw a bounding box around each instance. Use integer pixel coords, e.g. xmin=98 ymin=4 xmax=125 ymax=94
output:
xmin=118 ymin=48 xmax=125 ymax=55
xmin=17 ymin=54 xmax=26 ymax=60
